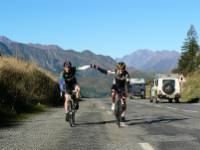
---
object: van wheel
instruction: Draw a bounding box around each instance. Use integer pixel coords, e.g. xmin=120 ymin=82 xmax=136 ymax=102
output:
xmin=150 ymin=96 xmax=154 ymax=103
xmin=168 ymin=98 xmax=173 ymax=103
xmin=175 ymin=98 xmax=180 ymax=103
xmin=155 ymin=98 xmax=159 ymax=103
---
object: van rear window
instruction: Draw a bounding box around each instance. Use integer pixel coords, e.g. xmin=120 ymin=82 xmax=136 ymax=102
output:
xmin=163 ymin=80 xmax=175 ymax=86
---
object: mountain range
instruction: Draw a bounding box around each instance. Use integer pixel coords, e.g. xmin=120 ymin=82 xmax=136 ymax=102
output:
xmin=0 ymin=36 xmax=116 ymax=74
xmin=116 ymin=49 xmax=180 ymax=73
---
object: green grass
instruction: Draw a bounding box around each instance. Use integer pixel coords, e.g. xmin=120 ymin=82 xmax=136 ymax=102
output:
xmin=181 ymin=69 xmax=200 ymax=103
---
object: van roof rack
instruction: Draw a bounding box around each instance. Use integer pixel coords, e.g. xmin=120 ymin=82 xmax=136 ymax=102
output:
xmin=155 ymin=73 xmax=180 ymax=78
xmin=130 ymin=78 xmax=145 ymax=84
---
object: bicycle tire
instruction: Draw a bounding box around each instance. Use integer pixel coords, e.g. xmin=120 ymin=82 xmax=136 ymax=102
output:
xmin=115 ymin=99 xmax=122 ymax=127
xmin=69 ymin=101 xmax=74 ymax=127
xmin=72 ymin=101 xmax=76 ymax=125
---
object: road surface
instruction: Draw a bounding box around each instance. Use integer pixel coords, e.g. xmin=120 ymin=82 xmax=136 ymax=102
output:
xmin=0 ymin=98 xmax=200 ymax=150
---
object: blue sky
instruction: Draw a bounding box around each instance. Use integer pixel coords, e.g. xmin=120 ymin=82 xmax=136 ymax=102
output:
xmin=0 ymin=0 xmax=200 ymax=58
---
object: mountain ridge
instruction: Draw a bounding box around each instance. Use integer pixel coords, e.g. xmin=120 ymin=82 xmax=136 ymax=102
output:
xmin=116 ymin=49 xmax=180 ymax=73
xmin=0 ymin=36 xmax=116 ymax=73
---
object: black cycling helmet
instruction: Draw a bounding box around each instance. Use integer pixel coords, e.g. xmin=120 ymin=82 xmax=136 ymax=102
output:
xmin=116 ymin=62 xmax=126 ymax=70
xmin=63 ymin=60 xmax=72 ymax=68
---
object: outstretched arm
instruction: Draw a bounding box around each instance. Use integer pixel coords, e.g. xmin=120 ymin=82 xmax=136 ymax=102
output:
xmin=76 ymin=65 xmax=91 ymax=71
xmin=107 ymin=70 xmax=115 ymax=75
xmin=91 ymin=64 xmax=115 ymax=75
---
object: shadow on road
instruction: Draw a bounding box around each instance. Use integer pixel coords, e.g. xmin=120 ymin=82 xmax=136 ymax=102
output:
xmin=0 ymin=121 xmax=23 ymax=128
xmin=74 ymin=116 xmax=188 ymax=127
xmin=150 ymin=97 xmax=199 ymax=104
xmin=127 ymin=117 xmax=189 ymax=126
xmin=75 ymin=119 xmax=117 ymax=126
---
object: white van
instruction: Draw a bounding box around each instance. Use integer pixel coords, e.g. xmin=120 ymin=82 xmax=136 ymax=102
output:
xmin=150 ymin=74 xmax=181 ymax=103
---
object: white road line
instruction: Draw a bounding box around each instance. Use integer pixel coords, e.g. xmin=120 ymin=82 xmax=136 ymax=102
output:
xmin=182 ymin=109 xmax=199 ymax=113
xmin=167 ymin=106 xmax=177 ymax=110
xmin=139 ymin=143 xmax=155 ymax=150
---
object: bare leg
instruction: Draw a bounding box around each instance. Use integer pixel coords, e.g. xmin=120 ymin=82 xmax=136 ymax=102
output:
xmin=121 ymin=97 xmax=127 ymax=119
xmin=122 ymin=98 xmax=127 ymax=111
xmin=75 ymin=85 xmax=80 ymax=99
xmin=111 ymin=90 xmax=116 ymax=103
xmin=111 ymin=90 xmax=116 ymax=111
xmin=64 ymin=93 xmax=70 ymax=113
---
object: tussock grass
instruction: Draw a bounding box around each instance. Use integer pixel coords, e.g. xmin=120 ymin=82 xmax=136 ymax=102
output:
xmin=0 ymin=56 xmax=60 ymax=122
xmin=181 ymin=69 xmax=200 ymax=102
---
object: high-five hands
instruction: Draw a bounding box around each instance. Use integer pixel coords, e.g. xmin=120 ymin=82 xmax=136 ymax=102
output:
xmin=90 ymin=64 xmax=99 ymax=69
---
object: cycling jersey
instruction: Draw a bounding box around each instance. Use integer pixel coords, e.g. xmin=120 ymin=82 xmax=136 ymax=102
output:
xmin=59 ymin=65 xmax=90 ymax=94
xmin=97 ymin=67 xmax=130 ymax=93
xmin=63 ymin=67 xmax=77 ymax=85
xmin=114 ymin=70 xmax=130 ymax=89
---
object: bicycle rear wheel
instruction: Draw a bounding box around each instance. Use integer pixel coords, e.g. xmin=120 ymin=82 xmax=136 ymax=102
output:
xmin=69 ymin=101 xmax=74 ymax=127
xmin=72 ymin=105 xmax=75 ymax=125
xmin=115 ymin=99 xmax=122 ymax=127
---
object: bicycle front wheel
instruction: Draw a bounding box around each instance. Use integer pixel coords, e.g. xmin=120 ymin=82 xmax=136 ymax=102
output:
xmin=115 ymin=99 xmax=122 ymax=127
xmin=72 ymin=111 xmax=75 ymax=125
xmin=69 ymin=101 xmax=74 ymax=127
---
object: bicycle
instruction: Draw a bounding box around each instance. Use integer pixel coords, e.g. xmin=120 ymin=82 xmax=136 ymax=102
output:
xmin=114 ymin=90 xmax=125 ymax=127
xmin=68 ymin=91 xmax=78 ymax=127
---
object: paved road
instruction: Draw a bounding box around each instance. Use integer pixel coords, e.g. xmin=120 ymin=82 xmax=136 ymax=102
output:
xmin=0 ymin=98 xmax=200 ymax=150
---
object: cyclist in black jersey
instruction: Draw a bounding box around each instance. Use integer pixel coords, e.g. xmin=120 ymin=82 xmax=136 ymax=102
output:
xmin=59 ymin=61 xmax=91 ymax=121
xmin=91 ymin=62 xmax=130 ymax=121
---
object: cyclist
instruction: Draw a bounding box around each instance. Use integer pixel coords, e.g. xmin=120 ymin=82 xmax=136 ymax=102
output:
xmin=59 ymin=60 xmax=91 ymax=121
xmin=91 ymin=62 xmax=130 ymax=122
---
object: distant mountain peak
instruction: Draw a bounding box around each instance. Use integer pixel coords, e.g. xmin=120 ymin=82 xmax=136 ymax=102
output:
xmin=82 ymin=49 xmax=92 ymax=54
xmin=28 ymin=43 xmax=62 ymax=50
xmin=81 ymin=50 xmax=94 ymax=55
xmin=0 ymin=36 xmax=13 ymax=44
xmin=117 ymin=49 xmax=180 ymax=73
xmin=134 ymin=49 xmax=153 ymax=53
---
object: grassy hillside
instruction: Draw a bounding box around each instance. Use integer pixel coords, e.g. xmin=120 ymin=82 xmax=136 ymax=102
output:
xmin=0 ymin=56 xmax=60 ymax=122
xmin=181 ymin=69 xmax=200 ymax=102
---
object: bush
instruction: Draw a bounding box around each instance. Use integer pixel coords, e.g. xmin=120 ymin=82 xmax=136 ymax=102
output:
xmin=181 ymin=69 xmax=200 ymax=102
xmin=0 ymin=56 xmax=60 ymax=117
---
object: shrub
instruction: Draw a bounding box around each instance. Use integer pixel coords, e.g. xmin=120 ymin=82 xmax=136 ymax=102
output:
xmin=0 ymin=56 xmax=60 ymax=116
